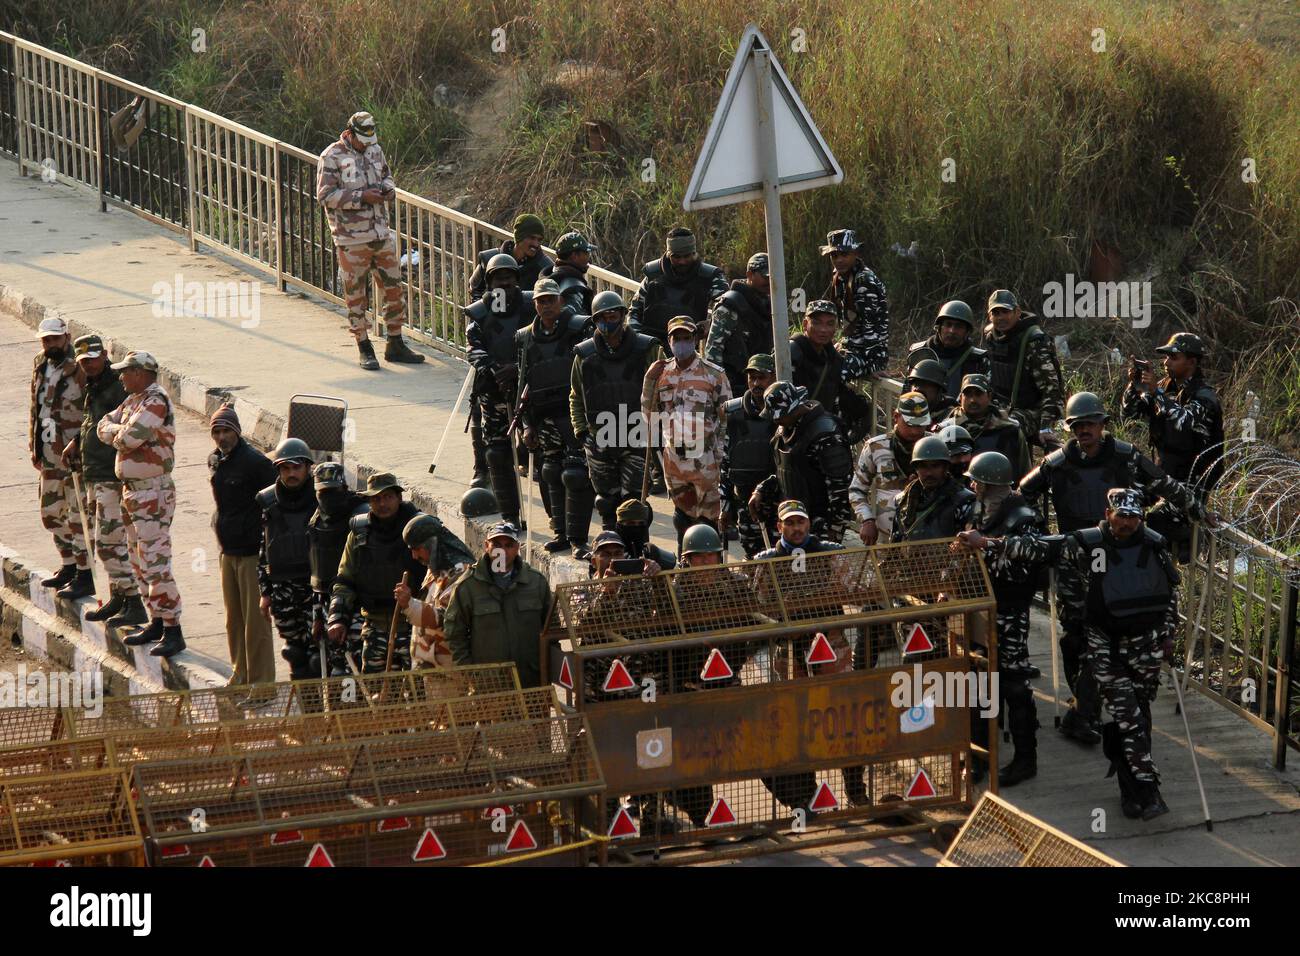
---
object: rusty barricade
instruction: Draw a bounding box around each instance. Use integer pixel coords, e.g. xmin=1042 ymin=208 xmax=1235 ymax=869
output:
xmin=132 ymin=713 xmax=603 ymax=867
xmin=0 ymin=768 xmax=144 ymax=867
xmin=542 ymin=539 xmax=998 ymax=862
xmin=0 ymin=663 xmax=520 ymax=747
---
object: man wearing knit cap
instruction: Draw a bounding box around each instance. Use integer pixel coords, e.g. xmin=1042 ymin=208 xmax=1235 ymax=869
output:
xmin=628 ymin=226 xmax=728 ymax=346
xmin=316 ymin=111 xmax=426 ymax=369
xmin=207 ymin=402 xmax=277 ymax=683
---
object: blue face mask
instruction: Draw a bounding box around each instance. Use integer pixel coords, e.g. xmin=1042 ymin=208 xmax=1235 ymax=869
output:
xmin=598 ymin=320 xmax=622 ymax=336
xmin=671 ymin=339 xmax=696 ymax=362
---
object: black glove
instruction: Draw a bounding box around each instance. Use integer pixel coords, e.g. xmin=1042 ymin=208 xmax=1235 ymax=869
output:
xmin=493 ymin=364 xmax=518 ymax=391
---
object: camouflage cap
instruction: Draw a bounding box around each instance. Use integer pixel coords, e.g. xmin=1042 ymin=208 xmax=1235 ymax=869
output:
xmin=746 ymin=252 xmax=769 ymax=276
xmin=666 ymin=315 xmax=697 ymax=336
xmin=532 ymin=277 xmax=562 ymax=298
xmin=347 ymin=111 xmax=377 ymax=145
xmin=1107 ymin=487 xmax=1145 ymax=516
xmin=1155 ymin=332 xmax=1205 ymax=357
xmin=896 ymin=391 xmax=931 ymax=426
xmin=312 ymin=461 xmax=347 ymax=490
xmin=745 ymin=353 xmax=775 ymax=374
xmin=110 ymin=350 xmax=159 ymax=372
xmin=820 ymin=228 xmax=861 ymax=255
xmin=762 ymin=381 xmax=809 ymax=420
xmin=777 ymin=499 xmax=810 ymax=520
xmin=359 ymin=472 xmax=404 ymax=497
xmin=805 ymin=298 xmax=838 ymax=318
xmin=615 ymin=498 xmax=652 ymax=525
xmin=591 ymin=530 xmax=627 ymax=553
xmin=555 ymin=231 xmax=595 ymax=257
xmin=987 ymin=289 xmax=1035 ymax=318
xmin=73 ymin=334 xmax=105 ymax=360
xmin=961 ymin=373 xmax=992 ymax=393
xmin=38 ymin=316 xmax=69 ymax=338
xmin=486 ymin=520 xmax=521 ymax=543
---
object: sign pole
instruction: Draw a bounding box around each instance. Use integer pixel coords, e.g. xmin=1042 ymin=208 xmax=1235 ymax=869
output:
xmin=753 ymin=50 xmax=792 ymax=383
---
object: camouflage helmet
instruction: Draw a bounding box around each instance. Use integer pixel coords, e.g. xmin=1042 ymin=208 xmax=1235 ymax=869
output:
xmin=1064 ymin=391 xmax=1109 ymax=425
xmin=272 ymin=437 xmax=313 ymax=466
xmin=1107 ymin=487 xmax=1145 ymax=516
xmin=590 ymin=290 xmax=627 ymax=316
xmin=555 ymin=231 xmax=595 ymax=258
xmin=906 ymin=359 xmax=949 ymax=389
xmin=681 ymin=523 xmax=723 ymax=556
xmin=938 ymin=423 xmax=974 ymax=454
xmin=402 ymin=514 xmax=442 ymax=549
xmin=485 ymin=253 xmax=520 ymax=279
xmin=911 ymin=435 xmax=951 ymax=464
xmin=936 ymin=300 xmax=976 ymax=329
xmin=460 ymin=486 xmax=499 ymax=518
xmin=761 ymin=381 xmax=808 ymax=421
xmin=965 ymin=451 xmax=1014 ymax=486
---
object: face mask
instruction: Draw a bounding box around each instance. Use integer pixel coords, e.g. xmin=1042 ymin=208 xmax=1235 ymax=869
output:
xmin=317 ymin=488 xmax=346 ymax=509
xmin=671 ymin=339 xmax=695 ymax=362
xmin=598 ymin=320 xmax=622 ymax=336
xmin=619 ymin=525 xmax=648 ymax=548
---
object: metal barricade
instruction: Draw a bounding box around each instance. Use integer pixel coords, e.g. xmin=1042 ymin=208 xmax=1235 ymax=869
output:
xmin=940 ymin=792 xmax=1120 ymax=867
xmin=0 ymin=769 xmax=144 ymax=867
xmin=543 ymin=539 xmax=997 ymax=861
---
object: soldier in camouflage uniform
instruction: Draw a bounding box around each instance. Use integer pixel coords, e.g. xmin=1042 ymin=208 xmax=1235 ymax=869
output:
xmin=953 ymin=452 xmax=1050 ymax=785
xmin=1120 ymin=332 xmax=1224 ymax=562
xmin=704 ymin=252 xmax=773 ymax=398
xmin=96 ymin=351 xmax=185 ymax=657
xmin=720 ymin=354 xmax=776 ymax=557
xmin=395 ymin=514 xmax=475 ymax=670
xmin=906 ymin=300 xmax=990 ymax=403
xmin=542 ymin=231 xmax=596 ymax=315
xmin=327 ymin=473 xmax=430 ymax=672
xmin=850 ymin=391 xmax=931 ymax=544
xmin=940 ymin=423 xmax=976 ymax=486
xmin=64 ymin=334 xmax=144 ymax=625
xmin=1020 ymin=391 xmax=1205 ymax=744
xmin=933 ymin=373 xmax=1030 ymax=479
xmin=29 ymin=317 xmax=90 ymax=599
xmin=749 ymin=382 xmax=854 ymax=544
xmin=889 ymin=436 xmax=976 ymax=542
xmin=307 ymin=463 xmax=368 ymax=674
xmin=904 ymin=358 xmax=957 ymax=423
xmin=820 ymin=229 xmax=889 ymax=382
xmin=983 ymin=289 xmax=1064 ymax=449
xmin=627 ymin=227 xmax=728 ymax=346
xmin=256 ymin=439 xmax=318 ymax=680
xmin=316 ymin=111 xmax=425 ymax=369
xmin=641 ymin=316 xmax=732 ymax=549
xmin=516 ymin=278 xmax=593 ymax=553
xmin=1005 ymin=489 xmax=1178 ymax=820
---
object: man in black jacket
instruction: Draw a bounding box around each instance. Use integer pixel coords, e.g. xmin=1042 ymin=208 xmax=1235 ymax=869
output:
xmin=256 ymin=438 xmax=318 ymax=680
xmin=209 ymin=404 xmax=277 ymax=685
xmin=628 ymin=226 xmax=727 ymax=345
xmin=307 ymin=462 xmax=368 ymax=675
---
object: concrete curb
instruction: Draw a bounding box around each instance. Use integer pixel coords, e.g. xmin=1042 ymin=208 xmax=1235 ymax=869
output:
xmin=0 ymin=281 xmax=592 ymax=693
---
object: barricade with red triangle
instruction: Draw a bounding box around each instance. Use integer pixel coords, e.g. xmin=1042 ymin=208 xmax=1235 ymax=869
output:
xmin=808 ymin=781 xmax=839 ymax=812
xmin=905 ymin=766 xmax=937 ymax=800
xmin=270 ymin=829 xmax=303 ymax=845
xmin=805 ymin=632 xmax=837 ymax=666
xmin=377 ymin=815 xmax=411 ymax=832
xmin=304 ymin=843 xmax=334 ymax=867
xmin=412 ymin=828 xmax=448 ymax=862
xmin=699 ymin=647 xmax=733 ymax=681
xmin=505 ymin=819 xmax=538 ymax=852
xmin=607 ymin=805 xmax=639 ymax=839
xmin=557 ymin=657 xmax=574 ymax=690
xmin=159 ymin=843 xmax=190 ymax=858
xmin=197 ymin=855 xmax=215 ymax=867
xmin=902 ymin=623 xmax=934 ymax=655
xmin=601 ymin=659 xmax=636 ymax=693
xmin=704 ymin=796 xmax=737 ymax=827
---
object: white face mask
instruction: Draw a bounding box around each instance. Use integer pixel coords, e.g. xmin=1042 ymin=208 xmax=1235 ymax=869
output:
xmin=671 ymin=339 xmax=696 ymax=362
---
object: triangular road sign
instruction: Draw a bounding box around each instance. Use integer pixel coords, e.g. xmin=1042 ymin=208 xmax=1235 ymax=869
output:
xmin=608 ymin=805 xmax=639 ymax=839
xmin=700 ymin=647 xmax=734 ymax=681
xmin=809 ymin=781 xmax=839 ymax=812
xmin=505 ymin=819 xmax=538 ymax=852
xmin=412 ymin=828 xmax=448 ymax=862
xmin=270 ymin=829 xmax=302 ymax=845
xmin=557 ymin=657 xmax=574 ymax=690
xmin=197 ymin=855 xmax=215 ymax=867
xmin=602 ymin=658 xmax=636 ymax=693
xmin=378 ymin=815 xmax=410 ymax=832
xmin=684 ymin=24 xmax=842 ymax=211
xmin=905 ymin=767 xmax=937 ymax=800
xmin=304 ymin=843 xmax=334 ymax=867
xmin=704 ymin=796 xmax=737 ymax=827
xmin=159 ymin=843 xmax=190 ymax=858
xmin=805 ymin=632 xmax=837 ymax=665
xmin=903 ymin=623 xmax=934 ymax=655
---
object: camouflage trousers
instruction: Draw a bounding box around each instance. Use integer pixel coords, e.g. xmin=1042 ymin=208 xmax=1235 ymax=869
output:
xmin=476 ymin=392 xmax=512 ymax=444
xmin=338 ymin=237 xmax=404 ymax=340
xmin=266 ymin=579 xmax=315 ymax=678
xmin=86 ymin=481 xmax=138 ymax=594
xmin=121 ymin=475 xmax=182 ymax=624
xmin=313 ymin=590 xmax=362 ymax=675
xmin=662 ymin=448 xmax=722 ymax=522
xmin=1085 ymin=623 xmax=1162 ymax=783
xmin=359 ymin=607 xmax=412 ymax=674
xmin=996 ymin=605 xmax=1032 ymax=675
xmin=38 ymin=465 xmax=88 ymax=569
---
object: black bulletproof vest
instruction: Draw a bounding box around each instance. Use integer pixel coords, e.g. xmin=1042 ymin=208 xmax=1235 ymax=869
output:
xmin=576 ymin=331 xmax=656 ymax=432
xmin=899 ymin=478 xmax=975 ymax=541
xmin=976 ymin=492 xmax=1040 ymax=601
xmin=1077 ymin=527 xmax=1174 ymax=632
xmin=1047 ymin=438 xmax=1137 ymax=533
xmin=522 ymin=314 xmax=587 ymax=411
xmin=639 ymin=259 xmax=723 ymax=341
xmin=308 ymin=494 xmax=365 ymax=591
xmin=349 ymin=502 xmax=426 ymax=608
xmin=790 ymin=336 xmax=843 ymax=414
xmin=775 ymin=410 xmax=840 ymax=516
xmin=723 ymin=395 xmax=774 ymax=493
xmin=987 ymin=321 xmax=1045 ymax=410
xmin=467 ymin=292 xmax=536 ymax=365
xmin=258 ymin=483 xmax=315 ymax=582
xmin=717 ymin=284 xmax=773 ymax=384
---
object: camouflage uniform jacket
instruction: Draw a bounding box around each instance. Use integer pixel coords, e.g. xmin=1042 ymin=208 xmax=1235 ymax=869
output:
xmin=982 ymin=318 xmax=1065 ymax=435
xmin=316 ymin=137 xmax=395 ymax=246
xmin=890 ymin=477 xmax=977 ymax=542
xmin=641 ymin=356 xmax=731 ymax=462
xmin=1120 ymin=373 xmax=1224 ymax=485
xmin=934 ymin=404 xmax=1031 ymax=479
xmin=849 ymin=430 xmax=914 ymax=529
xmin=29 ymin=351 xmax=84 ymax=461
xmin=823 ymin=260 xmax=889 ymax=381
xmin=96 ymin=382 xmax=175 ymax=480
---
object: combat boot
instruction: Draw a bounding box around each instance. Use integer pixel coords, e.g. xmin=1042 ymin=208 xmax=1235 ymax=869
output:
xmin=998 ymin=751 xmax=1037 ymax=787
xmin=357 ymin=339 xmax=380 ymax=370
xmin=85 ymin=590 xmax=126 ymax=622
xmin=384 ymin=334 xmax=426 ymax=364
xmin=1102 ymin=722 xmax=1143 ymax=819
xmin=1058 ymin=707 xmax=1100 ymax=745
xmin=57 ymin=568 xmax=95 ymax=602
xmin=41 ymin=564 xmax=77 ymax=589
xmin=150 ymin=624 xmax=186 ymax=657
xmin=107 ymin=594 xmax=148 ymax=629
xmin=543 ymin=534 xmax=571 ymax=553
xmin=123 ymin=618 xmax=164 ymax=646
xmin=470 ymin=424 xmax=490 ymax=488
xmin=1138 ymin=781 xmax=1169 ymax=822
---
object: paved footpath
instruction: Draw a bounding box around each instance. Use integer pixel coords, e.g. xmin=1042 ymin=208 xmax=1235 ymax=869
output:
xmin=3 ymin=170 xmax=1299 ymax=867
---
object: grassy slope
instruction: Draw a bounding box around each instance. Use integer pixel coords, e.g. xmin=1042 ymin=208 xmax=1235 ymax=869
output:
xmin=7 ymin=0 xmax=1299 ymax=443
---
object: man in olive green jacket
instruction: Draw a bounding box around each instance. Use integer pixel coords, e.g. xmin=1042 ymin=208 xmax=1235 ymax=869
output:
xmin=443 ymin=522 xmax=552 ymax=686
